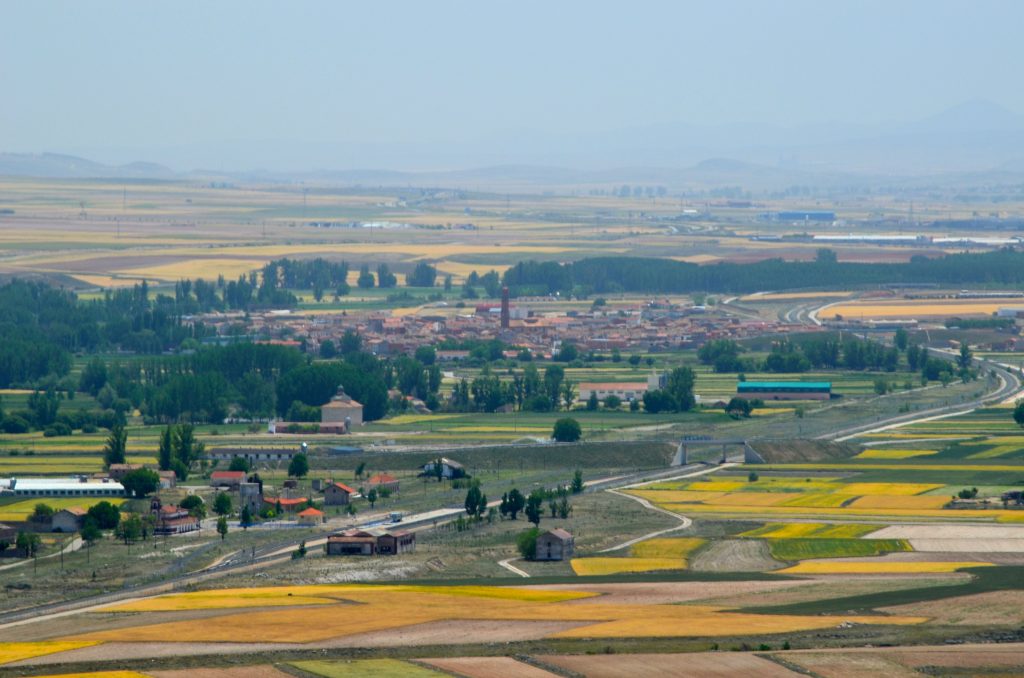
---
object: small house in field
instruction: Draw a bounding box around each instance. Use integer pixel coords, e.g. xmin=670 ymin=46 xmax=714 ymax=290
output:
xmin=51 ymin=507 xmax=87 ymax=533
xmin=367 ymin=473 xmax=400 ymax=494
xmin=326 ymin=529 xmax=377 ymax=556
xmin=157 ymin=471 xmax=177 ymax=489
xmin=0 ymin=522 xmax=17 ymax=542
xmin=535 ymin=528 xmax=574 ymax=561
xmin=376 ymin=530 xmax=415 ymax=555
xmin=324 ymin=481 xmax=357 ymax=506
xmin=420 ymin=457 xmax=466 ymax=480
xmin=297 ymin=507 xmax=325 ymax=526
xmin=210 ymin=471 xmax=245 ymax=490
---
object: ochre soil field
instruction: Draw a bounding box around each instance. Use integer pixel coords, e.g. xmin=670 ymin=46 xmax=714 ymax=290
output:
xmin=781 ymin=643 xmax=1024 ymax=678
xmin=419 ymin=656 xmax=559 ymax=678
xmin=539 ymin=652 xmax=802 ymax=677
xmin=1 ymin=583 xmax=927 ymax=668
xmin=879 ymin=589 xmax=1024 ymax=625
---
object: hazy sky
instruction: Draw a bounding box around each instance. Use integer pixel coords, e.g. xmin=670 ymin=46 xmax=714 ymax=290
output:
xmin=2 ymin=0 xmax=1022 ymax=169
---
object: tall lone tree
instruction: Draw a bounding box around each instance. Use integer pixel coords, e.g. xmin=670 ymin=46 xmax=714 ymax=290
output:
xmin=157 ymin=426 xmax=173 ymax=471
xmin=103 ymin=423 xmax=127 ymax=469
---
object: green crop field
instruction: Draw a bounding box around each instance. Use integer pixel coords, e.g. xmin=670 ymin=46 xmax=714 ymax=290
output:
xmin=765 ymin=538 xmax=911 ymax=561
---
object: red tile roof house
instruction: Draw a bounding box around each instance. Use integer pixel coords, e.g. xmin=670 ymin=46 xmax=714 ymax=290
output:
xmin=324 ymin=481 xmax=358 ymax=506
xmin=210 ymin=471 xmax=246 ymax=490
xmin=297 ymin=507 xmax=325 ymax=526
xmin=367 ymin=473 xmax=400 ymax=494
xmin=154 ymin=503 xmax=201 ymax=535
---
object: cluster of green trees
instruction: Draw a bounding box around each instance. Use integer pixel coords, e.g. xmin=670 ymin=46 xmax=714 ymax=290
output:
xmin=157 ymin=423 xmax=205 ymax=480
xmin=503 ymin=249 xmax=1024 ymax=296
xmin=449 ymin=364 xmax=575 ymax=413
xmin=73 ymin=343 xmax=401 ymax=425
xmin=642 ymin=367 xmax=697 ymax=413
xmin=698 ymin=334 xmax=969 ymax=383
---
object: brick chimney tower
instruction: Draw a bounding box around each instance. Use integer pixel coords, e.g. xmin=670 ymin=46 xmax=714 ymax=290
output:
xmin=500 ymin=286 xmax=510 ymax=329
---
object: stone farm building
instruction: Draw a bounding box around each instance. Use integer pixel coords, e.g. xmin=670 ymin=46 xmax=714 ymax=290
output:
xmin=577 ymin=372 xmax=666 ymax=403
xmin=107 ymin=464 xmax=144 ymax=481
xmin=210 ymin=471 xmax=246 ymax=490
xmin=535 ymin=528 xmax=574 ymax=561
xmin=326 ymin=528 xmax=415 ymax=556
xmin=297 ymin=507 xmax=325 ymax=526
xmin=51 ymin=507 xmax=87 ymax=533
xmin=0 ymin=522 xmax=17 ymax=542
xmin=326 ymin=529 xmax=376 ymax=555
xmin=320 ymin=388 xmax=363 ymax=433
xmin=324 ymin=481 xmax=358 ymax=506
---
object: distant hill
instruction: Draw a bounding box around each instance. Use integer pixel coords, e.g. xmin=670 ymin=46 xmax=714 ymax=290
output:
xmin=0 ymin=153 xmax=177 ymax=179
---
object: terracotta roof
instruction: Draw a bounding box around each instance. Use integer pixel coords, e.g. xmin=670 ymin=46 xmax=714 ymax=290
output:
xmin=264 ymin=497 xmax=308 ymax=507
xmin=211 ymin=471 xmax=246 ymax=479
xmin=59 ymin=507 xmax=87 ymax=516
xmin=329 ymin=482 xmax=357 ymax=494
xmin=368 ymin=473 xmax=397 ymax=484
xmin=297 ymin=508 xmax=324 ymax=517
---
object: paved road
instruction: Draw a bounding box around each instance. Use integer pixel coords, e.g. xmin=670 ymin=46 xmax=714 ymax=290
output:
xmin=778 ymin=297 xmax=1024 ymax=441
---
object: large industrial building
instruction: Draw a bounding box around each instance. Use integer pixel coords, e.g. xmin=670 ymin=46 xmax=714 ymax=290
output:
xmin=0 ymin=477 xmax=126 ymax=498
xmin=736 ymin=381 xmax=832 ymax=401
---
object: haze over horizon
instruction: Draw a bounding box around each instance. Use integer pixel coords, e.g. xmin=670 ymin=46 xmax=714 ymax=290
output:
xmin=3 ymin=1 xmax=1024 ymax=174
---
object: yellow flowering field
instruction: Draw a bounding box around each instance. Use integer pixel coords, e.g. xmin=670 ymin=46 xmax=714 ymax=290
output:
xmin=0 ymin=498 xmax=126 ymax=522
xmin=741 ymin=523 xmax=877 ymax=539
xmin=704 ymin=492 xmax=804 ymax=507
xmin=66 ymin=582 xmax=929 ymax=645
xmin=847 ymin=495 xmax=950 ymax=510
xmin=856 ymin=449 xmax=938 ymax=459
xmin=105 ymin=584 xmax=595 ymax=612
xmin=840 ymin=483 xmax=943 ymax=496
xmin=570 ymin=557 xmax=685 ymax=576
xmin=781 ymin=493 xmax=856 ymax=508
xmin=630 ymin=537 xmax=705 ymax=559
xmin=0 ymin=641 xmax=99 ymax=666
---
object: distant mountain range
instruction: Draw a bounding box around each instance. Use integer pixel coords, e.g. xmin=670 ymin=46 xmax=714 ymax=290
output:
xmin=4 ymin=100 xmax=1024 ymax=190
